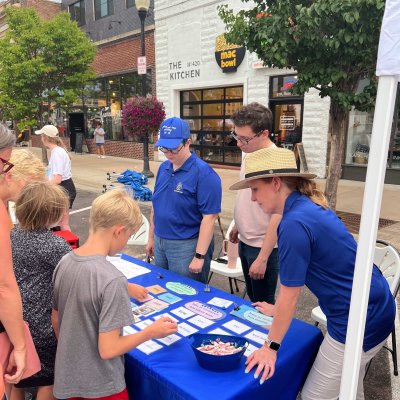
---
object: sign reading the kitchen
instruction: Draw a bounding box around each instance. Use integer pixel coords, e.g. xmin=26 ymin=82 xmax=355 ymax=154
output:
xmin=215 ymin=34 xmax=245 ymax=73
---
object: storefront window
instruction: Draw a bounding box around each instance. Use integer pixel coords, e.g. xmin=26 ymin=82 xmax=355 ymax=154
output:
xmin=271 ymin=75 xmax=298 ymax=98
xmin=180 ymin=86 xmax=243 ymax=166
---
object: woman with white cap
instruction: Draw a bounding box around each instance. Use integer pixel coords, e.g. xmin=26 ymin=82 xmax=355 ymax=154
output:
xmin=230 ymin=147 xmax=395 ymax=399
xmin=35 ymin=125 xmax=76 ymax=231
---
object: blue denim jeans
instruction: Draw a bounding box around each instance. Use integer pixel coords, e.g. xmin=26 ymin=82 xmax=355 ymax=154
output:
xmin=239 ymin=242 xmax=279 ymax=304
xmin=154 ymin=235 xmax=214 ymax=284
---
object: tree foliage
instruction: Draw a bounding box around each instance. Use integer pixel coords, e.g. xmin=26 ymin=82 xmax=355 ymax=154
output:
xmin=219 ymin=0 xmax=385 ymax=208
xmin=0 ymin=8 xmax=96 ymax=129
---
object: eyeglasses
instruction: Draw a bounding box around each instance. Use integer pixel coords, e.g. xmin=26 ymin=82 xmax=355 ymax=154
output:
xmin=158 ymin=143 xmax=186 ymax=154
xmin=0 ymin=157 xmax=14 ymax=174
xmin=230 ymin=130 xmax=264 ymax=145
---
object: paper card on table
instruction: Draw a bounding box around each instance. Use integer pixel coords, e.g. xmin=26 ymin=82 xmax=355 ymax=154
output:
xmin=137 ymin=293 xmax=154 ymax=303
xmin=137 ymin=340 xmax=163 ymax=355
xmin=135 ymin=319 xmax=153 ymax=330
xmin=135 ymin=304 xmax=157 ymax=316
xmin=244 ymin=343 xmax=259 ymax=357
xmin=146 ymin=285 xmax=167 ymax=294
xmin=178 ymin=322 xmax=198 ymax=337
xmin=157 ymin=334 xmax=181 ymax=346
xmin=187 ymin=315 xmax=214 ymax=328
xmin=145 ymin=298 xmax=169 ymax=311
xmin=123 ymin=326 xmax=138 ymax=336
xmin=107 ymin=258 xmax=150 ymax=279
xmin=208 ymin=328 xmax=231 ymax=336
xmin=222 ymin=320 xmax=251 ymax=334
xmin=230 ymin=304 xmax=273 ymax=326
xmin=185 ymin=301 xmax=226 ymax=320
xmin=158 ymin=292 xmax=182 ymax=304
xmin=170 ymin=307 xmax=195 ymax=319
xmin=166 ymin=282 xmax=197 ymax=295
xmin=153 ymin=313 xmax=179 ymax=323
xmin=207 ymin=297 xmax=233 ymax=309
xmin=245 ymin=330 xmax=268 ymax=345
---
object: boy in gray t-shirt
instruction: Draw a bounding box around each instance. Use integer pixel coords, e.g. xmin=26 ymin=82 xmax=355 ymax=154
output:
xmin=52 ymin=190 xmax=178 ymax=400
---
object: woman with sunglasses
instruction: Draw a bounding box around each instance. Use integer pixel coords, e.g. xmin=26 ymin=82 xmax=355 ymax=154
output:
xmin=230 ymin=147 xmax=395 ymax=399
xmin=0 ymin=124 xmax=27 ymax=393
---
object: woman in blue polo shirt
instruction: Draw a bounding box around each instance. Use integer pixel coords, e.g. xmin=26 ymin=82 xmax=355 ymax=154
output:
xmin=146 ymin=117 xmax=222 ymax=284
xmin=230 ymin=147 xmax=395 ymax=400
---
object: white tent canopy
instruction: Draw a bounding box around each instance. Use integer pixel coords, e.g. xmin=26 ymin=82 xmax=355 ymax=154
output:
xmin=340 ymin=1 xmax=400 ymax=398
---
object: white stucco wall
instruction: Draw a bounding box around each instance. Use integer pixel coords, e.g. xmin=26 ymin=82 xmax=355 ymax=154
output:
xmin=154 ymin=0 xmax=330 ymax=176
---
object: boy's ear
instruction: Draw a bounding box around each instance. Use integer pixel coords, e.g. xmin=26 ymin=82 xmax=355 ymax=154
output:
xmin=113 ymin=225 xmax=125 ymax=236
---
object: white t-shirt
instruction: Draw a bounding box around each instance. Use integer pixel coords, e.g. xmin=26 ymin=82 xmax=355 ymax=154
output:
xmin=48 ymin=146 xmax=72 ymax=181
xmin=233 ymin=146 xmax=277 ymax=248
xmin=94 ymin=127 xmax=105 ymax=144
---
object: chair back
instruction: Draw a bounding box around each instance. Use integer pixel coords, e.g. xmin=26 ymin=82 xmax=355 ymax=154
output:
xmin=127 ymin=214 xmax=149 ymax=246
xmin=374 ymin=240 xmax=400 ymax=296
xmin=222 ymin=220 xmax=236 ymax=254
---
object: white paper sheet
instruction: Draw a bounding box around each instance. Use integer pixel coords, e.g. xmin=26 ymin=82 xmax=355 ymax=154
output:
xmin=244 ymin=343 xmax=259 ymax=357
xmin=134 ymin=319 xmax=153 ymax=330
xmin=187 ymin=315 xmax=214 ymax=328
xmin=170 ymin=307 xmax=195 ymax=319
xmin=178 ymin=322 xmax=198 ymax=336
xmin=157 ymin=334 xmax=181 ymax=346
xmin=107 ymin=257 xmax=151 ymax=279
xmin=136 ymin=340 xmax=163 ymax=355
xmin=153 ymin=313 xmax=179 ymax=323
xmin=223 ymin=320 xmax=251 ymax=334
xmin=123 ymin=326 xmax=138 ymax=336
xmin=207 ymin=297 xmax=233 ymax=309
xmin=245 ymin=330 xmax=267 ymax=345
xmin=208 ymin=328 xmax=231 ymax=336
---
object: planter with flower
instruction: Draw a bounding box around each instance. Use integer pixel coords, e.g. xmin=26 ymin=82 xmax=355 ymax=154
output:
xmin=122 ymin=96 xmax=166 ymax=176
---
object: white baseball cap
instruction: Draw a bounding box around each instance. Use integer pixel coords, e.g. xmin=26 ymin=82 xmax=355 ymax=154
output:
xmin=34 ymin=125 xmax=59 ymax=137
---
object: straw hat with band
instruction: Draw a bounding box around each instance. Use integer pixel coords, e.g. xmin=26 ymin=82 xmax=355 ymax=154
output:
xmin=230 ymin=147 xmax=317 ymax=190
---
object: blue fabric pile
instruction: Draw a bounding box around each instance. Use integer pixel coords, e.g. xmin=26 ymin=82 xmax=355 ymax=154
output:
xmin=117 ymin=170 xmax=152 ymax=201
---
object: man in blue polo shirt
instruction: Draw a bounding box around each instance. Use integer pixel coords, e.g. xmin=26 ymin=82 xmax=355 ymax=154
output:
xmin=146 ymin=117 xmax=222 ymax=283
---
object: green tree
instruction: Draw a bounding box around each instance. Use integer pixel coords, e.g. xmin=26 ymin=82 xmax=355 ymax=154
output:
xmin=0 ymin=8 xmax=96 ymax=130
xmin=219 ymin=0 xmax=384 ymax=209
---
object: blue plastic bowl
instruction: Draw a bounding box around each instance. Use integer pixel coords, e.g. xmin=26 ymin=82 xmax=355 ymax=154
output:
xmin=190 ymin=333 xmax=248 ymax=372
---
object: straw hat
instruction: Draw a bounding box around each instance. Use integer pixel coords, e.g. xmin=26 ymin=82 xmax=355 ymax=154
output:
xmin=230 ymin=147 xmax=317 ymax=190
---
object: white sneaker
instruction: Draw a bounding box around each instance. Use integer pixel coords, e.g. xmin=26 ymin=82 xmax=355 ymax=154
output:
xmin=101 ymin=156 xmax=106 ymax=159
xmin=97 ymin=155 xmax=101 ymax=158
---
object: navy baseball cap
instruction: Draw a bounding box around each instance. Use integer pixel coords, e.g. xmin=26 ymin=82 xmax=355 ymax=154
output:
xmin=155 ymin=117 xmax=190 ymax=149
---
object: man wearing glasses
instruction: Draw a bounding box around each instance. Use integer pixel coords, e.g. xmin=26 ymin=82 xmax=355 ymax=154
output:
xmin=229 ymin=103 xmax=280 ymax=305
xmin=146 ymin=117 xmax=222 ymax=283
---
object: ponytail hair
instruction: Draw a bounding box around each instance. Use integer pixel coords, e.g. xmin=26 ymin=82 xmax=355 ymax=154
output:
xmin=43 ymin=135 xmax=71 ymax=159
xmin=280 ymin=177 xmax=329 ymax=209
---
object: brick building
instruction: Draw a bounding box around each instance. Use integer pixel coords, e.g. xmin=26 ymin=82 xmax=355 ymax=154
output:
xmin=59 ymin=0 xmax=157 ymax=160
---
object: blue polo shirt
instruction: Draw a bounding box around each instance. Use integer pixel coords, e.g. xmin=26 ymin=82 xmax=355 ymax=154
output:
xmin=152 ymin=152 xmax=222 ymax=240
xmin=278 ymin=191 xmax=395 ymax=351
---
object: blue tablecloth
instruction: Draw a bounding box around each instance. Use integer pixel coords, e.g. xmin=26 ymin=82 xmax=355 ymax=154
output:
xmin=122 ymin=254 xmax=323 ymax=400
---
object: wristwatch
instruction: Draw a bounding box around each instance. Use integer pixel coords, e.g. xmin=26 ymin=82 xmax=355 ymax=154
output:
xmin=263 ymin=337 xmax=281 ymax=352
xmin=194 ymin=252 xmax=205 ymax=260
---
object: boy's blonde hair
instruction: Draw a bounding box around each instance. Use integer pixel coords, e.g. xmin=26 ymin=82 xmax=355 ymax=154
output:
xmin=15 ymin=182 xmax=69 ymax=230
xmin=90 ymin=189 xmax=141 ymax=233
xmin=9 ymin=149 xmax=46 ymax=182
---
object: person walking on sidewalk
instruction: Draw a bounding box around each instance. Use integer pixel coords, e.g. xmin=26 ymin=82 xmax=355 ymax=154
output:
xmin=229 ymin=103 xmax=280 ymax=304
xmin=94 ymin=121 xmax=106 ymax=159
xmin=146 ymin=117 xmax=222 ymax=284
xmin=35 ymin=125 xmax=76 ymax=231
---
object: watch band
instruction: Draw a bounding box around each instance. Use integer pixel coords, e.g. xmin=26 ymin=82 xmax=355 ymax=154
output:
xmin=195 ymin=252 xmax=205 ymax=260
xmin=264 ymin=337 xmax=281 ymax=352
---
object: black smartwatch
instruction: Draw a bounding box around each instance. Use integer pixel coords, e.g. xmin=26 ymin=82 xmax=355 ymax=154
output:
xmin=264 ymin=337 xmax=281 ymax=352
xmin=194 ymin=252 xmax=205 ymax=260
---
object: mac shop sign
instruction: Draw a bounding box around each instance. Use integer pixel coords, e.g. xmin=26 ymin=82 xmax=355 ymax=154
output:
xmin=214 ymin=34 xmax=245 ymax=73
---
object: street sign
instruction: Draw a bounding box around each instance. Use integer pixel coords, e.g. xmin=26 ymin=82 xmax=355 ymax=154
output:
xmin=138 ymin=56 xmax=147 ymax=74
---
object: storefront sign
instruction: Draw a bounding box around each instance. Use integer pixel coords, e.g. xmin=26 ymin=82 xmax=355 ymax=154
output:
xmin=169 ymin=61 xmax=200 ymax=81
xmin=279 ymin=115 xmax=296 ymax=130
xmin=138 ymin=56 xmax=147 ymax=75
xmin=215 ymin=34 xmax=245 ymax=73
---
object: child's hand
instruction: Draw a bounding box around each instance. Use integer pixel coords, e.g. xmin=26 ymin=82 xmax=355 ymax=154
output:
xmin=128 ymin=283 xmax=148 ymax=301
xmin=146 ymin=317 xmax=178 ymax=339
xmin=252 ymin=301 xmax=275 ymax=317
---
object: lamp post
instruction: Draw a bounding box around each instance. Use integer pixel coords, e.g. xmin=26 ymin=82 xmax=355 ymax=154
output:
xmin=135 ymin=0 xmax=153 ymax=178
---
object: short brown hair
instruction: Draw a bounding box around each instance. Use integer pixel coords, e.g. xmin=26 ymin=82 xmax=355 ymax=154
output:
xmin=231 ymin=102 xmax=273 ymax=134
xmin=15 ymin=182 xmax=70 ymax=230
xmin=89 ymin=189 xmax=142 ymax=233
